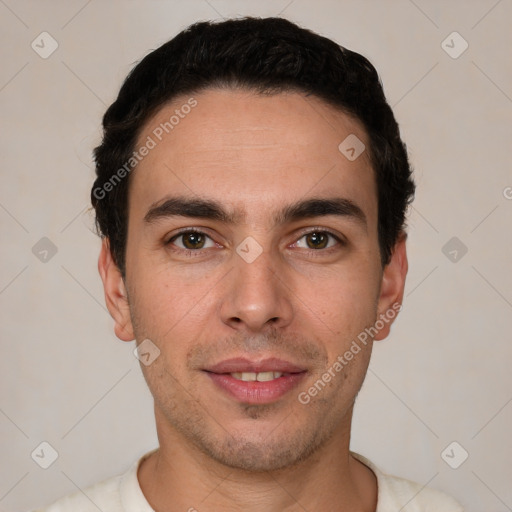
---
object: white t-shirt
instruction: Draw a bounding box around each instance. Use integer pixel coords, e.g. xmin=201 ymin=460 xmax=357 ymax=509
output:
xmin=33 ymin=450 xmax=463 ymax=512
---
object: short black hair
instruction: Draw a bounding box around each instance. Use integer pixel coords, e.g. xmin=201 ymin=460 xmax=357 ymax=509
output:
xmin=92 ymin=16 xmax=415 ymax=275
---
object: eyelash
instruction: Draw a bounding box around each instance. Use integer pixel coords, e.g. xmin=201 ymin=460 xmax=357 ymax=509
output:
xmin=293 ymin=229 xmax=345 ymax=252
xmin=166 ymin=228 xmax=345 ymax=255
xmin=166 ymin=228 xmax=216 ymax=257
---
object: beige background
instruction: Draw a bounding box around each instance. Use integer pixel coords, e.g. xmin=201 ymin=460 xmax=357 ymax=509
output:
xmin=1 ymin=0 xmax=511 ymax=510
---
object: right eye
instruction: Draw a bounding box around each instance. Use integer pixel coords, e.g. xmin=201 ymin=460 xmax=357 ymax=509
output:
xmin=167 ymin=230 xmax=216 ymax=251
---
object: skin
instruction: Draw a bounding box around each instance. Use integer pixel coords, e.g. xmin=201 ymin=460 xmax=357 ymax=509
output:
xmin=99 ymin=88 xmax=408 ymax=512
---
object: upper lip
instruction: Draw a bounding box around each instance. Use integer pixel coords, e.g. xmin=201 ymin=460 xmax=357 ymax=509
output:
xmin=204 ymin=357 xmax=307 ymax=374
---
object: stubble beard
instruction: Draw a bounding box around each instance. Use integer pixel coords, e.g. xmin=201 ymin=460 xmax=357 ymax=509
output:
xmin=130 ymin=302 xmax=371 ymax=473
xmin=149 ymin=360 xmax=357 ymax=473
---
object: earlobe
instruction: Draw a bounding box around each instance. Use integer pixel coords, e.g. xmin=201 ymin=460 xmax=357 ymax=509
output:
xmin=98 ymin=239 xmax=135 ymax=342
xmin=374 ymin=233 xmax=408 ymax=341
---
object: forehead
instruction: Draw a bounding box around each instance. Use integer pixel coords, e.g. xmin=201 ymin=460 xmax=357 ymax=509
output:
xmin=129 ymin=88 xmax=377 ymax=225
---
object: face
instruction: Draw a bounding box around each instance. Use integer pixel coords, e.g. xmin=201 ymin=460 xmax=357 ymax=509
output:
xmin=100 ymin=88 xmax=407 ymax=472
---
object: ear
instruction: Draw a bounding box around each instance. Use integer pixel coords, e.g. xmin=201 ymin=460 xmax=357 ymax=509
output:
xmin=98 ymin=238 xmax=134 ymax=342
xmin=374 ymin=233 xmax=408 ymax=341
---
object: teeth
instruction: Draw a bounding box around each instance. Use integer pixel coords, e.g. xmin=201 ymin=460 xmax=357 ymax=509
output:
xmin=257 ymin=371 xmax=281 ymax=382
xmin=230 ymin=371 xmax=283 ymax=382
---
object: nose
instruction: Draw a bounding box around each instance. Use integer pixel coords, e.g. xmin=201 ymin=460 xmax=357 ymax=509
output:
xmin=220 ymin=248 xmax=294 ymax=333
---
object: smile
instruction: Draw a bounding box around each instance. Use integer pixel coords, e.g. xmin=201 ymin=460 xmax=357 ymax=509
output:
xmin=203 ymin=358 xmax=307 ymax=405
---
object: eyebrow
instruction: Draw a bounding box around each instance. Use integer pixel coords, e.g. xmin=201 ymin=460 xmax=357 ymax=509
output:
xmin=144 ymin=196 xmax=367 ymax=229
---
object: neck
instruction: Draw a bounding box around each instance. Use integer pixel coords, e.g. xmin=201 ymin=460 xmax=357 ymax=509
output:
xmin=138 ymin=408 xmax=377 ymax=512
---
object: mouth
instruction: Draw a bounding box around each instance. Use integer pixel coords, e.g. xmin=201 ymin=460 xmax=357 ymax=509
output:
xmin=203 ymin=358 xmax=307 ymax=405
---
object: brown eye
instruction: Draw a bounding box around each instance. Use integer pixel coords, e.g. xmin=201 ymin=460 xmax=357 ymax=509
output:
xmin=182 ymin=232 xmax=205 ymax=249
xmin=169 ymin=231 xmax=214 ymax=250
xmin=294 ymin=231 xmax=341 ymax=250
xmin=305 ymin=232 xmax=329 ymax=249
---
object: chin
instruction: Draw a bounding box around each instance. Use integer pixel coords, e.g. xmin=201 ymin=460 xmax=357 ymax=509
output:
xmin=190 ymin=424 xmax=329 ymax=473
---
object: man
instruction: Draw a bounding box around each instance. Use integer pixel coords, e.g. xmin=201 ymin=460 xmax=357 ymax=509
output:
xmin=36 ymin=17 xmax=463 ymax=512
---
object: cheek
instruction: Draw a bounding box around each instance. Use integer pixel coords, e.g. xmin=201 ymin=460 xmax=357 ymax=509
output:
xmin=129 ymin=257 xmax=208 ymax=321
xmin=298 ymin=259 xmax=381 ymax=340
xmin=127 ymin=264 xmax=220 ymax=367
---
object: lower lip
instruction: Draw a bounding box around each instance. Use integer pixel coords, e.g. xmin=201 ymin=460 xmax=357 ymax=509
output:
xmin=206 ymin=372 xmax=306 ymax=405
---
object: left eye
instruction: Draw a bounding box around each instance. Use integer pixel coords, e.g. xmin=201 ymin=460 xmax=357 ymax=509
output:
xmin=294 ymin=231 xmax=339 ymax=250
xmin=169 ymin=231 xmax=216 ymax=250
